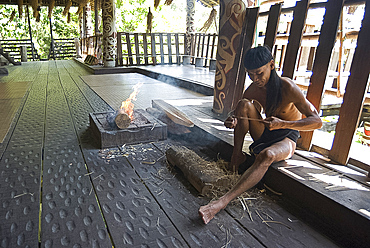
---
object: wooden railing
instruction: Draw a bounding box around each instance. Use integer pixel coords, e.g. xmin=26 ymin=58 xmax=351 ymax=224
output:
xmin=0 ymin=39 xmax=38 ymax=61
xmin=116 ymin=32 xmax=218 ymax=67
xmin=80 ymin=32 xmax=218 ymax=67
xmin=52 ymin=38 xmax=78 ymax=60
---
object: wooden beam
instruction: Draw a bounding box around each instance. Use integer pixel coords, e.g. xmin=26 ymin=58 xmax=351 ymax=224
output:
xmin=232 ymin=7 xmax=259 ymax=110
xmin=264 ymin=3 xmax=282 ymax=50
xmin=299 ymin=0 xmax=345 ymax=150
xmin=330 ymin=1 xmax=370 ymax=165
xmin=281 ymin=0 xmax=309 ymax=78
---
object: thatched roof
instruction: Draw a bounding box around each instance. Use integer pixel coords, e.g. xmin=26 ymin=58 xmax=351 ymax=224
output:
xmin=0 ymin=0 xmax=79 ymax=6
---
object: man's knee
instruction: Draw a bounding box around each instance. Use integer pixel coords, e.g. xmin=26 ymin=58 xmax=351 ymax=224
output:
xmin=256 ymin=148 xmax=276 ymax=166
xmin=236 ymin=99 xmax=254 ymax=112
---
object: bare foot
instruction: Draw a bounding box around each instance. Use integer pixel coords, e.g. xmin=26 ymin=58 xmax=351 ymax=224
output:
xmin=199 ymin=199 xmax=227 ymax=224
xmin=227 ymin=152 xmax=246 ymax=172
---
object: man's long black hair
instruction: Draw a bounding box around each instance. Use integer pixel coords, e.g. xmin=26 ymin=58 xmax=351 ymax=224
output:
xmin=265 ymin=69 xmax=282 ymax=117
xmin=244 ymin=46 xmax=282 ymax=117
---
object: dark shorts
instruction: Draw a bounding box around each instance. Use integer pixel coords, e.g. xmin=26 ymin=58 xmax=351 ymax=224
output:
xmin=249 ymin=128 xmax=300 ymax=155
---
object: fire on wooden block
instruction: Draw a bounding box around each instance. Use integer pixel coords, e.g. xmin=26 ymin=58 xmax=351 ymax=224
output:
xmin=106 ymin=82 xmax=143 ymax=129
xmin=89 ymin=81 xmax=169 ymax=148
xmin=89 ymin=109 xmax=167 ymax=148
xmin=166 ymin=145 xmax=231 ymax=196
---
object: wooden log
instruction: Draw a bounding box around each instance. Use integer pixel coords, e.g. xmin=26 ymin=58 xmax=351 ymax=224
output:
xmin=106 ymin=109 xmax=131 ymax=129
xmin=166 ymin=145 xmax=229 ymax=195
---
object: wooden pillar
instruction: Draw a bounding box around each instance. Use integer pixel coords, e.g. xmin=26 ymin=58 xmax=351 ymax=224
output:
xmin=281 ymin=0 xmax=309 ymax=78
xmin=26 ymin=5 xmax=35 ymax=60
xmin=264 ymin=3 xmax=282 ymax=51
xmin=49 ymin=17 xmax=55 ymax=60
xmin=95 ymin=0 xmax=100 ymax=35
xmin=85 ymin=3 xmax=93 ymax=55
xmin=298 ymin=0 xmax=345 ymax=150
xmin=185 ymin=0 xmax=195 ymax=56
xmin=213 ymin=0 xmax=259 ymax=116
xmin=330 ymin=1 xmax=370 ymax=165
xmin=85 ymin=3 xmax=93 ymax=37
xmin=102 ymin=0 xmax=117 ymax=67
xmin=20 ymin=46 xmax=27 ymax=62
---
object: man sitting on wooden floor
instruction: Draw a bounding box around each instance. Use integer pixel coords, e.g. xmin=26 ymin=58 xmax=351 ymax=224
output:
xmin=199 ymin=46 xmax=322 ymax=224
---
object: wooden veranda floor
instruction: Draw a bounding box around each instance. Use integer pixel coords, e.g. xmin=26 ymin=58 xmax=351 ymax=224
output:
xmin=0 ymin=60 xmax=366 ymax=247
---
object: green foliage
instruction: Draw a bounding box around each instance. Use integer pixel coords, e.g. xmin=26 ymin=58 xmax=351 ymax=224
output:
xmin=0 ymin=5 xmax=79 ymax=59
xmin=0 ymin=0 xmax=217 ymax=59
xmin=0 ymin=5 xmax=28 ymax=39
xmin=115 ymin=0 xmax=219 ymax=33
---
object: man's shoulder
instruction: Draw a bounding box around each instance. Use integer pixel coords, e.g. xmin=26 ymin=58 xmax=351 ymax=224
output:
xmin=280 ymin=77 xmax=300 ymax=92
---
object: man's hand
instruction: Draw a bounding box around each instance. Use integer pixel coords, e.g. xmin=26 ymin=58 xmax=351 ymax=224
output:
xmin=224 ymin=116 xmax=237 ymax=129
xmin=263 ymin=116 xmax=285 ymax=130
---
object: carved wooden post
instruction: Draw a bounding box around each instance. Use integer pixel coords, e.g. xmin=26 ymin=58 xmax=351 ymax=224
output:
xmin=85 ymin=3 xmax=94 ymax=55
xmin=102 ymin=0 xmax=116 ymax=67
xmin=94 ymin=0 xmax=100 ymax=35
xmin=185 ymin=0 xmax=195 ymax=57
xmin=212 ymin=0 xmax=247 ymax=116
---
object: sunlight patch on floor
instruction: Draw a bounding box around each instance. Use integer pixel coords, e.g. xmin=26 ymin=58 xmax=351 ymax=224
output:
xmin=286 ymin=159 xmax=323 ymax=170
xmin=308 ymin=173 xmax=370 ymax=191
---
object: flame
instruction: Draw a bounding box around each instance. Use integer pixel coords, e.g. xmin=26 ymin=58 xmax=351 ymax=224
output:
xmin=120 ymin=82 xmax=143 ymax=120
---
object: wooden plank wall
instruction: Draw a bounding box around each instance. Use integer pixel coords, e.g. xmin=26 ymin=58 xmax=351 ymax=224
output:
xmin=264 ymin=3 xmax=282 ymax=50
xmin=330 ymin=1 xmax=370 ymax=166
xmin=299 ymin=0 xmax=345 ymax=150
xmin=281 ymin=0 xmax=309 ymax=78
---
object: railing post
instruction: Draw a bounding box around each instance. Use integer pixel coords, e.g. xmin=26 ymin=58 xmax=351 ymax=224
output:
xmin=151 ymin=33 xmax=157 ymax=65
xmin=20 ymin=46 xmax=27 ymax=62
xmin=116 ymin=32 xmax=123 ymax=66
xmin=134 ymin=33 xmax=140 ymax=65
xmin=175 ymin=33 xmax=180 ymax=65
xmin=167 ymin=33 xmax=172 ymax=64
xmin=143 ymin=33 xmax=149 ymax=65
xmin=159 ymin=33 xmax=164 ymax=64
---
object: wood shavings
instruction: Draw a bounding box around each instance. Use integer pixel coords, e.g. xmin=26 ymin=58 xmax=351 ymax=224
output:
xmin=256 ymin=210 xmax=271 ymax=227
xmin=263 ymin=184 xmax=282 ymax=196
xmin=220 ymin=227 xmax=232 ymax=248
xmin=13 ymin=192 xmax=34 ymax=198
xmin=141 ymin=161 xmax=156 ymax=165
xmin=262 ymin=220 xmax=292 ymax=229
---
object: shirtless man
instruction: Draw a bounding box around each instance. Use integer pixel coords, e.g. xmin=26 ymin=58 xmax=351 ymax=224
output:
xmin=199 ymin=46 xmax=322 ymax=224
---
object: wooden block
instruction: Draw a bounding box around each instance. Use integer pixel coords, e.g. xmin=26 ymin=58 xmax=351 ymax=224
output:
xmin=89 ymin=109 xmax=167 ymax=148
xmin=146 ymin=107 xmax=191 ymax=135
xmin=152 ymin=99 xmax=194 ymax=127
xmin=0 ymin=67 xmax=8 ymax=75
xmin=166 ymin=145 xmax=228 ymax=195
